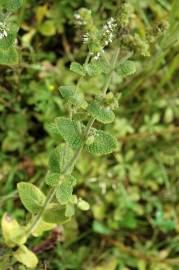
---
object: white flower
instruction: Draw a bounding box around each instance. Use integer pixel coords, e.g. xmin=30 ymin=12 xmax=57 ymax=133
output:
xmin=0 ymin=22 xmax=8 ymax=40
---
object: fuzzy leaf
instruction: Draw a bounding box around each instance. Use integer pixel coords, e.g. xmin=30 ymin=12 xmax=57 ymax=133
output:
xmin=88 ymin=101 xmax=115 ymax=123
xmin=85 ymin=61 xmax=104 ymax=76
xmin=0 ymin=47 xmax=19 ymax=65
xmin=59 ymin=85 xmax=87 ymax=109
xmin=70 ymin=62 xmax=85 ymax=76
xmin=1 ymin=213 xmax=27 ymax=247
xmin=85 ymin=129 xmax=118 ymax=156
xmin=43 ymin=204 xmax=69 ymax=224
xmin=65 ymin=204 xmax=75 ymax=218
xmin=55 ymin=117 xmax=83 ymax=149
xmin=48 ymin=144 xmax=74 ymax=176
xmin=17 ymin=182 xmax=46 ymax=213
xmin=56 ymin=175 xmax=76 ymax=205
xmin=45 ymin=172 xmax=60 ymax=186
xmin=13 ymin=245 xmax=38 ymax=268
xmin=2 ymin=0 xmax=23 ymax=11
xmin=118 ymin=60 xmax=136 ymax=77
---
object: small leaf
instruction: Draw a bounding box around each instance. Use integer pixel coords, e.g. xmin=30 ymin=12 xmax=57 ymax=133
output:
xmin=55 ymin=117 xmax=83 ymax=149
xmin=77 ymin=199 xmax=90 ymax=211
xmin=65 ymin=204 xmax=75 ymax=218
xmin=56 ymin=175 xmax=76 ymax=205
xmin=85 ymin=61 xmax=104 ymax=76
xmin=59 ymin=85 xmax=87 ymax=109
xmin=39 ymin=20 xmax=56 ymax=36
xmin=43 ymin=204 xmax=69 ymax=224
xmin=118 ymin=60 xmax=136 ymax=77
xmin=88 ymin=101 xmax=115 ymax=123
xmin=17 ymin=182 xmax=46 ymax=214
xmin=70 ymin=62 xmax=85 ymax=76
xmin=85 ymin=129 xmax=118 ymax=156
xmin=13 ymin=245 xmax=38 ymax=268
xmin=45 ymin=171 xmax=60 ymax=186
xmin=31 ymin=219 xmax=55 ymax=237
xmin=0 ymin=47 xmax=19 ymax=65
xmin=1 ymin=213 xmax=27 ymax=247
xmin=59 ymin=144 xmax=74 ymax=174
xmin=48 ymin=148 xmax=61 ymax=173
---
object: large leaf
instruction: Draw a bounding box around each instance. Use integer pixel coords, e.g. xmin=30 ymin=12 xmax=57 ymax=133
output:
xmin=17 ymin=182 xmax=46 ymax=214
xmin=85 ymin=129 xmax=118 ymax=156
xmin=43 ymin=204 xmax=69 ymax=224
xmin=88 ymin=101 xmax=115 ymax=124
xmin=13 ymin=245 xmax=38 ymax=268
xmin=1 ymin=213 xmax=27 ymax=247
xmin=55 ymin=117 xmax=83 ymax=149
xmin=59 ymin=85 xmax=87 ymax=109
xmin=56 ymin=175 xmax=76 ymax=205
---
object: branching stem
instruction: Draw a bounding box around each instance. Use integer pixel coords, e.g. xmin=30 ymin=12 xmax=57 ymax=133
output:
xmin=25 ymin=48 xmax=120 ymax=238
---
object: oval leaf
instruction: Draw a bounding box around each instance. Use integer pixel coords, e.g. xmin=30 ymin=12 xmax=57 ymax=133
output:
xmin=88 ymin=101 xmax=115 ymax=123
xmin=43 ymin=204 xmax=69 ymax=224
xmin=56 ymin=175 xmax=76 ymax=205
xmin=13 ymin=245 xmax=38 ymax=268
xmin=17 ymin=182 xmax=46 ymax=214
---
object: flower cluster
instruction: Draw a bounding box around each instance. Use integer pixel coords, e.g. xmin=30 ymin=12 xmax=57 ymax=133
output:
xmin=0 ymin=22 xmax=8 ymax=40
xmin=102 ymin=17 xmax=117 ymax=47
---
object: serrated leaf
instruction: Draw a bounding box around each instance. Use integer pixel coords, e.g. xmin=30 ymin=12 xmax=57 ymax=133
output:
xmin=45 ymin=171 xmax=60 ymax=186
xmin=56 ymin=175 xmax=76 ymax=205
xmin=13 ymin=245 xmax=38 ymax=268
xmin=17 ymin=182 xmax=46 ymax=214
xmin=55 ymin=117 xmax=83 ymax=149
xmin=2 ymin=0 xmax=23 ymax=11
xmin=43 ymin=204 xmax=69 ymax=224
xmin=1 ymin=213 xmax=27 ymax=247
xmin=59 ymin=85 xmax=87 ymax=109
xmin=85 ymin=61 xmax=104 ymax=76
xmin=118 ymin=60 xmax=136 ymax=77
xmin=70 ymin=61 xmax=85 ymax=76
xmin=85 ymin=129 xmax=118 ymax=156
xmin=0 ymin=47 xmax=19 ymax=65
xmin=31 ymin=219 xmax=55 ymax=237
xmin=88 ymin=101 xmax=115 ymax=124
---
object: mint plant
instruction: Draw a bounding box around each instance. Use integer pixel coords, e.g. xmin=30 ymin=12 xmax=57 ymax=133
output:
xmin=1 ymin=5 xmax=153 ymax=268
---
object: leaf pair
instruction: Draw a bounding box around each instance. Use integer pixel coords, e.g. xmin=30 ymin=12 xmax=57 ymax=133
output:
xmin=56 ymin=117 xmax=118 ymax=156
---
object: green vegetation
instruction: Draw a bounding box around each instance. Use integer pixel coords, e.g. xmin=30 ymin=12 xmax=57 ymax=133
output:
xmin=0 ymin=0 xmax=179 ymax=269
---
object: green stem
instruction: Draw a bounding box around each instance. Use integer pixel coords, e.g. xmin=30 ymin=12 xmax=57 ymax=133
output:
xmin=25 ymin=48 xmax=120 ymax=238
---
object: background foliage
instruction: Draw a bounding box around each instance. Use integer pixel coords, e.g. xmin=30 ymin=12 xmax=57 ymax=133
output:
xmin=0 ymin=0 xmax=179 ymax=269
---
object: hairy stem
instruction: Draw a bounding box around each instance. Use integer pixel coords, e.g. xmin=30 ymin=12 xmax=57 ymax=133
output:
xmin=25 ymin=48 xmax=120 ymax=238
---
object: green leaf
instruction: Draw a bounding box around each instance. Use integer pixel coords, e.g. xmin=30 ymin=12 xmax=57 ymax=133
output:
xmin=88 ymin=101 xmax=115 ymax=123
xmin=59 ymin=85 xmax=87 ymax=109
xmin=1 ymin=213 xmax=27 ymax=247
xmin=92 ymin=220 xmax=111 ymax=235
xmin=0 ymin=22 xmax=19 ymax=50
xmin=56 ymin=175 xmax=76 ymax=205
xmin=118 ymin=60 xmax=136 ymax=77
xmin=70 ymin=61 xmax=85 ymax=76
xmin=17 ymin=182 xmax=46 ymax=214
xmin=43 ymin=204 xmax=69 ymax=224
xmin=0 ymin=47 xmax=19 ymax=65
xmin=85 ymin=61 xmax=104 ymax=76
xmin=13 ymin=245 xmax=38 ymax=268
xmin=48 ymin=148 xmax=61 ymax=173
xmin=65 ymin=204 xmax=75 ymax=218
xmin=48 ymin=144 xmax=74 ymax=176
xmin=2 ymin=0 xmax=23 ymax=11
xmin=45 ymin=171 xmax=60 ymax=186
xmin=55 ymin=117 xmax=83 ymax=149
xmin=85 ymin=129 xmax=118 ymax=156
xmin=39 ymin=20 xmax=56 ymax=36
xmin=31 ymin=219 xmax=56 ymax=237
xmin=77 ymin=199 xmax=90 ymax=211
